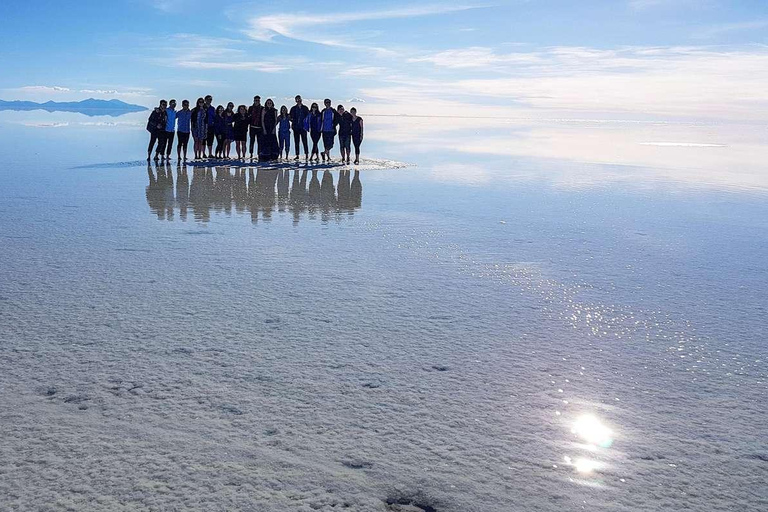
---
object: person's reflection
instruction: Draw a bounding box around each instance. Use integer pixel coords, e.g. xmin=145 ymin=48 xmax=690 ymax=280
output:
xmin=232 ymin=167 xmax=248 ymax=214
xmin=176 ymin=164 xmax=189 ymax=221
xmin=307 ymin=169 xmax=321 ymax=218
xmin=145 ymin=163 xmax=362 ymax=223
xmin=277 ymin=169 xmax=290 ymax=212
xmin=146 ymin=162 xmax=176 ymax=221
xmin=290 ymin=169 xmax=308 ymax=225
xmin=320 ymin=170 xmax=336 ymax=222
xmin=351 ymin=169 xmax=362 ymax=209
xmin=337 ymin=168 xmax=351 ymax=206
xmin=163 ymin=162 xmax=175 ymax=220
xmin=189 ymin=167 xmax=214 ymax=222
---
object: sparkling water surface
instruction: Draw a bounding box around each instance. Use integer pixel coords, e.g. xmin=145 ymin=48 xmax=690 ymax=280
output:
xmin=0 ymin=110 xmax=766 ymax=511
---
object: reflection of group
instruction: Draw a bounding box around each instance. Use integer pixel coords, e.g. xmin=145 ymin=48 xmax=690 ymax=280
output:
xmin=147 ymin=94 xmax=365 ymax=165
xmin=146 ymin=163 xmax=362 ymax=224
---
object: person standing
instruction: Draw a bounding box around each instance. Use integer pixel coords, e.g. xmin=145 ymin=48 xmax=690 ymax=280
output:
xmin=146 ymin=99 xmax=168 ymax=162
xmin=223 ymin=102 xmax=235 ymax=159
xmin=260 ymin=98 xmax=280 ymax=161
xmin=277 ymin=105 xmax=291 ymax=160
xmin=336 ymin=104 xmax=353 ymax=164
xmin=162 ymin=99 xmax=177 ymax=161
xmin=350 ymin=107 xmax=364 ymax=165
xmin=190 ymin=97 xmax=208 ymax=160
xmin=320 ymin=99 xmax=338 ymax=162
xmin=234 ymin=105 xmax=249 ymax=160
xmin=247 ymin=96 xmax=263 ymax=160
xmin=289 ymin=95 xmax=309 ymax=160
xmin=204 ymin=95 xmax=215 ymax=158
xmin=213 ymin=105 xmax=226 ymax=158
xmin=175 ymin=99 xmax=192 ymax=161
xmin=306 ymin=102 xmax=323 ymax=162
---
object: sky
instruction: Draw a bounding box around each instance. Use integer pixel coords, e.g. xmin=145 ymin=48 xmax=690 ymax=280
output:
xmin=1 ymin=0 xmax=767 ymax=120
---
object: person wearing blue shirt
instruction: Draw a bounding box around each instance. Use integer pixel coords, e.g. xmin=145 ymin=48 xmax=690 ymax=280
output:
xmin=277 ymin=105 xmax=291 ymax=160
xmin=161 ymin=99 xmax=177 ymax=161
xmin=175 ymin=99 xmax=192 ymax=162
xmin=320 ymin=98 xmax=339 ymax=162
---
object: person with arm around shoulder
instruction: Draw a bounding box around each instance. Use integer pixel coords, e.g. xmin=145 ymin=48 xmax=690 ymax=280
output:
xmin=175 ymin=99 xmax=192 ymax=162
xmin=247 ymin=95 xmax=263 ymax=160
xmin=223 ymin=102 xmax=235 ymax=159
xmin=350 ymin=107 xmax=364 ymax=165
xmin=307 ymin=102 xmax=322 ymax=162
xmin=337 ymin=104 xmax=353 ymax=164
xmin=190 ymin=97 xmax=208 ymax=160
xmin=146 ymin=99 xmax=168 ymax=162
xmin=234 ymin=105 xmax=249 ymax=160
xmin=212 ymin=105 xmax=226 ymax=159
xmin=289 ymin=95 xmax=309 ymax=160
xmin=320 ymin=98 xmax=338 ymax=162
xmin=162 ymin=99 xmax=177 ymax=161
xmin=260 ymin=98 xmax=280 ymax=161
xmin=278 ymin=105 xmax=291 ymax=160
xmin=204 ymin=95 xmax=215 ymax=158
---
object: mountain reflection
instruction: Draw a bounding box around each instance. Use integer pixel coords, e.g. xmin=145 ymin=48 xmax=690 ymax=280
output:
xmin=146 ymin=163 xmax=362 ymax=223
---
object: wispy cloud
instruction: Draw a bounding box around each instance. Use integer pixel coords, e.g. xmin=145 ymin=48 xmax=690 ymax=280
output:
xmin=243 ymin=5 xmax=480 ymax=51
xmin=175 ymin=61 xmax=290 ymax=72
xmin=362 ymin=46 xmax=768 ymax=120
xmin=149 ymin=34 xmax=300 ymax=73
xmin=17 ymin=85 xmax=72 ymax=93
xmin=693 ymin=20 xmax=768 ymax=39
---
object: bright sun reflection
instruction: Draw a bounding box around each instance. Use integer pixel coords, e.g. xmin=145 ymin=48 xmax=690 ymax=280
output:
xmin=574 ymin=458 xmax=600 ymax=474
xmin=572 ymin=414 xmax=614 ymax=448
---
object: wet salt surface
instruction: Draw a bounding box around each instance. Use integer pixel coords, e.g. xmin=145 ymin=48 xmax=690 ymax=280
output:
xmin=0 ymin=114 xmax=767 ymax=511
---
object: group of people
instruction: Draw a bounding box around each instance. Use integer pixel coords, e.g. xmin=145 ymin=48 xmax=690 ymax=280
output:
xmin=147 ymin=95 xmax=365 ymax=165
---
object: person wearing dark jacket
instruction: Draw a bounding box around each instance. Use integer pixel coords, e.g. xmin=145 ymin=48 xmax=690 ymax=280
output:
xmin=212 ymin=105 xmax=226 ymax=158
xmin=247 ymin=96 xmax=263 ymax=160
xmin=289 ymin=95 xmax=309 ymax=160
xmin=337 ymin=104 xmax=353 ymax=164
xmin=146 ymin=100 xmax=168 ymax=162
xmin=204 ymin=95 xmax=215 ymax=158
xmin=223 ymin=102 xmax=235 ymax=159
xmin=306 ymin=102 xmax=323 ymax=162
xmin=234 ymin=105 xmax=249 ymax=160
xmin=320 ymin=98 xmax=338 ymax=162
xmin=259 ymin=98 xmax=280 ymax=161
xmin=350 ymin=107 xmax=364 ymax=165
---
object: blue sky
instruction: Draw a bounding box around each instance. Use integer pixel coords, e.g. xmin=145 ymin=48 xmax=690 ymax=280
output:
xmin=1 ymin=0 xmax=767 ymax=119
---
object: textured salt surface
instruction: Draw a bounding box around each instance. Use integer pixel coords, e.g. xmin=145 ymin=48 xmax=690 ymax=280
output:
xmin=1 ymin=119 xmax=767 ymax=510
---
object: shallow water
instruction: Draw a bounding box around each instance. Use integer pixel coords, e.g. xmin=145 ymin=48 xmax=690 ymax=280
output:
xmin=0 ymin=110 xmax=766 ymax=511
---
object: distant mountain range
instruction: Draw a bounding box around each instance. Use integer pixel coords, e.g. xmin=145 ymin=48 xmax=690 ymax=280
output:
xmin=0 ymin=98 xmax=147 ymax=117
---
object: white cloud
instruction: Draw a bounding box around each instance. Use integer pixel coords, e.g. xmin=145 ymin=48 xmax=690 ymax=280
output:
xmin=340 ymin=66 xmax=387 ymax=77
xmin=375 ymin=46 xmax=768 ymax=120
xmin=409 ymin=47 xmax=542 ymax=69
xmin=244 ymin=5 xmax=479 ymax=51
xmin=175 ymin=61 xmax=289 ymax=73
xmin=693 ymin=20 xmax=768 ymax=39
xmin=17 ymin=85 xmax=71 ymax=93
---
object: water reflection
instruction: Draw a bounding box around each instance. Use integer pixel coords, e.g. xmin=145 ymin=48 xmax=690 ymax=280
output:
xmin=146 ymin=163 xmax=362 ymax=224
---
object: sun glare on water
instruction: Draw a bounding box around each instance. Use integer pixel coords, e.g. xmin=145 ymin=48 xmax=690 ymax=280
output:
xmin=572 ymin=414 xmax=614 ymax=448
